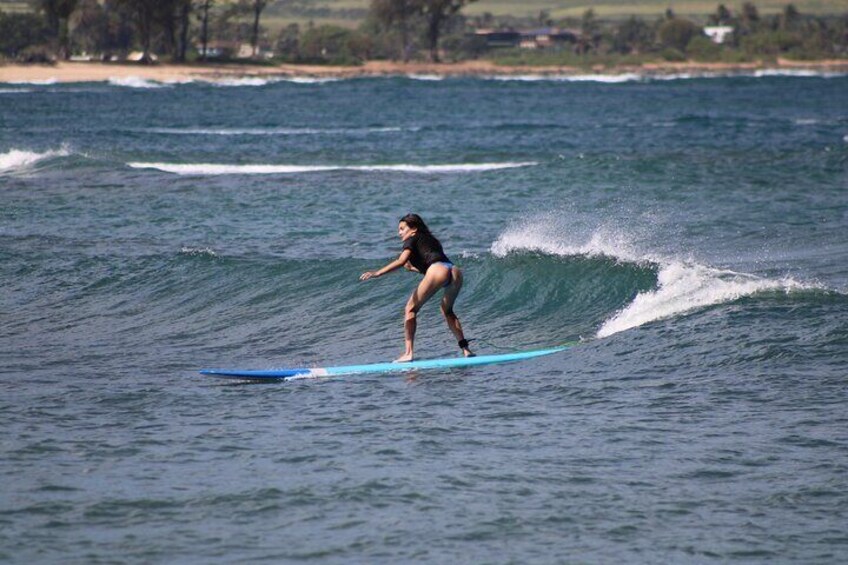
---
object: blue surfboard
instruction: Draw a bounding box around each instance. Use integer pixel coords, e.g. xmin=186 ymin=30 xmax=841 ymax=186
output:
xmin=199 ymin=344 xmax=573 ymax=381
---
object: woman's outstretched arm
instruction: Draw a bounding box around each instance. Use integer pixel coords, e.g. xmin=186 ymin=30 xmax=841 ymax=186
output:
xmin=360 ymin=249 xmax=412 ymax=281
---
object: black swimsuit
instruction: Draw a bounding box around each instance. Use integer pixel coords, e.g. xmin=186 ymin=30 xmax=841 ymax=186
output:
xmin=403 ymin=233 xmax=453 ymax=286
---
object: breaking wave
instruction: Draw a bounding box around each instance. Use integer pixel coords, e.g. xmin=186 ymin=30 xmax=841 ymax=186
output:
xmin=4 ymin=79 xmax=57 ymax=85
xmin=127 ymin=161 xmax=538 ymax=175
xmin=487 ymin=73 xmax=644 ymax=83
xmin=491 ymin=214 xmax=815 ymax=338
xmin=108 ymin=76 xmax=169 ymax=89
xmin=0 ymin=147 xmax=71 ymax=174
xmin=140 ymin=126 xmax=409 ymax=136
xmin=484 ymin=68 xmax=847 ymax=83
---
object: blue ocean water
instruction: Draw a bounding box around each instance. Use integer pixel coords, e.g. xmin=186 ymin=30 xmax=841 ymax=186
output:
xmin=2 ymin=70 xmax=847 ymax=562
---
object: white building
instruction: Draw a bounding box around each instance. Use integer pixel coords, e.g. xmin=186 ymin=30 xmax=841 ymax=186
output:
xmin=704 ymin=26 xmax=734 ymax=44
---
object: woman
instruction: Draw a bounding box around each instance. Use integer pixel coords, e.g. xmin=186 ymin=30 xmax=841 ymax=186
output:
xmin=360 ymin=214 xmax=474 ymax=362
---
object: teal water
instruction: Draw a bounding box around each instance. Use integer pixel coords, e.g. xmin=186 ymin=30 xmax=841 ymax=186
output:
xmin=2 ymin=72 xmax=848 ymax=562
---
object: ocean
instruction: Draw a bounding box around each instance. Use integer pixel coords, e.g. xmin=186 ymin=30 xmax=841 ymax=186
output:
xmin=2 ymin=70 xmax=847 ymax=563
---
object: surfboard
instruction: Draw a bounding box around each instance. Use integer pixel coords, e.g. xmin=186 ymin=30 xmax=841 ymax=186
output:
xmin=199 ymin=344 xmax=572 ymax=381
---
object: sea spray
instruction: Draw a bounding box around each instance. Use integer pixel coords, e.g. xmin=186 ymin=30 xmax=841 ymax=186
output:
xmin=491 ymin=212 xmax=648 ymax=264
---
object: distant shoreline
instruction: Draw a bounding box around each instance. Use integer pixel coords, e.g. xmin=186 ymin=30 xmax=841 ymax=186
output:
xmin=2 ymin=58 xmax=847 ymax=83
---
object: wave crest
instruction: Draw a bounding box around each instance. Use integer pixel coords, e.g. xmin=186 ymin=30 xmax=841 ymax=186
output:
xmin=208 ymin=77 xmax=274 ymax=87
xmin=484 ymin=69 xmax=847 ymax=83
xmin=596 ymin=264 xmax=807 ymax=337
xmin=108 ymin=76 xmax=167 ymax=89
xmin=180 ymin=246 xmax=218 ymax=257
xmin=141 ymin=126 xmax=408 ymax=136
xmin=492 ymin=215 xmax=816 ymax=338
xmin=127 ymin=161 xmax=538 ymax=175
xmin=0 ymin=146 xmax=71 ymax=174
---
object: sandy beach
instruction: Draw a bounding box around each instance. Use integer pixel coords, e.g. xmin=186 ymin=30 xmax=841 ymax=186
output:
xmin=2 ymin=58 xmax=847 ymax=83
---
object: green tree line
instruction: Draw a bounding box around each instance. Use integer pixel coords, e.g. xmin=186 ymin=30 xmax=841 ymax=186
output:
xmin=0 ymin=0 xmax=478 ymax=63
xmin=490 ymin=4 xmax=848 ymax=66
xmin=1 ymin=0 xmax=846 ymax=65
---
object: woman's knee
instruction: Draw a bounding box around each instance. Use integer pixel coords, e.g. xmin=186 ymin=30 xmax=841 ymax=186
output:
xmin=405 ymin=300 xmax=420 ymax=319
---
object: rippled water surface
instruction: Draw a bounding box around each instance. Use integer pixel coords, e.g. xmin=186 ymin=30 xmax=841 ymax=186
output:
xmin=2 ymin=72 xmax=847 ymax=563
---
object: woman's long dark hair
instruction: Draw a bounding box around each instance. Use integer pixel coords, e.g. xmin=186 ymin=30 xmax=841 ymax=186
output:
xmin=399 ymin=213 xmax=431 ymax=235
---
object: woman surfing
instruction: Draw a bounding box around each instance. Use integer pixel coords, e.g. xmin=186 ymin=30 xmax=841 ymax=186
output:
xmin=360 ymin=214 xmax=475 ymax=362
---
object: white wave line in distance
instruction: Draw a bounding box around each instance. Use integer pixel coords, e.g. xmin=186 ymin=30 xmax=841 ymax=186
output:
xmin=142 ymin=126 xmax=407 ymax=136
xmin=127 ymin=162 xmax=538 ymax=175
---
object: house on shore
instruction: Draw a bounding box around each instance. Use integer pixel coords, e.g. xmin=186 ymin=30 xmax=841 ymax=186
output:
xmin=197 ymin=40 xmax=274 ymax=59
xmin=474 ymin=28 xmax=580 ymax=50
xmin=473 ymin=29 xmax=521 ymax=48
xmin=704 ymin=26 xmax=734 ymax=44
xmin=518 ymin=28 xmax=580 ymax=49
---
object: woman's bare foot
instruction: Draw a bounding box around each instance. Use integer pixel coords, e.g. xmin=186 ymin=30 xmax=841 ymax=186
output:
xmin=394 ymin=353 xmax=414 ymax=363
xmin=462 ymin=348 xmax=475 ymax=358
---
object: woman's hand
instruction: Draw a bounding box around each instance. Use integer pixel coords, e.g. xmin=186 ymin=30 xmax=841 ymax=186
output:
xmin=360 ymin=271 xmax=378 ymax=281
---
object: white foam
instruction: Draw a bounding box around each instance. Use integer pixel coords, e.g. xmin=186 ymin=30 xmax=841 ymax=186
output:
xmin=6 ymin=78 xmax=57 ymax=85
xmin=649 ymin=72 xmax=726 ymax=81
xmin=0 ymin=88 xmax=32 ymax=94
xmin=143 ymin=126 xmax=406 ymax=136
xmin=127 ymin=161 xmax=537 ymax=175
xmin=407 ymin=74 xmax=444 ymax=81
xmin=753 ymin=68 xmax=846 ymax=78
xmin=487 ymin=75 xmax=554 ymax=82
xmin=565 ymin=73 xmax=644 ymax=83
xmin=487 ymin=73 xmax=644 ymax=83
xmin=161 ymin=77 xmax=197 ymax=85
xmin=109 ymin=76 xmax=166 ymax=89
xmin=207 ymin=77 xmax=275 ymax=87
xmin=596 ymin=264 xmax=805 ymax=337
xmin=492 ymin=218 xmax=642 ymax=263
xmin=204 ymin=75 xmax=340 ymax=87
xmin=147 ymin=127 xmax=320 ymax=136
xmin=180 ymin=246 xmax=218 ymax=257
xmin=484 ymin=69 xmax=847 ymax=83
xmin=0 ymin=147 xmax=71 ymax=174
xmin=281 ymin=77 xmax=340 ymax=84
xmin=354 ymin=163 xmax=537 ymax=173
xmin=491 ymin=215 xmax=814 ymax=339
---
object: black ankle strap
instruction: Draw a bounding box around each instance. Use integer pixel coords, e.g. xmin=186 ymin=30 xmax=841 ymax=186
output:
xmin=458 ymin=339 xmax=470 ymax=349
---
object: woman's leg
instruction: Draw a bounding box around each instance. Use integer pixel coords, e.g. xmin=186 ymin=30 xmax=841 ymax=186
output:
xmin=396 ymin=265 xmax=450 ymax=362
xmin=441 ymin=267 xmax=474 ymax=357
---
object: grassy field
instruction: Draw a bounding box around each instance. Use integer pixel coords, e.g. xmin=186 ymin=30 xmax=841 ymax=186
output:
xmin=232 ymin=0 xmax=848 ymax=37
xmin=5 ymin=0 xmax=844 ymax=19
xmin=283 ymin=0 xmax=847 ymax=20
xmin=0 ymin=1 xmax=30 ymax=13
xmin=464 ymin=0 xmax=846 ymax=18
